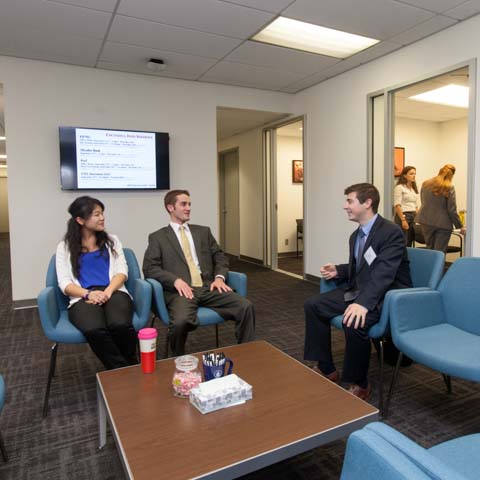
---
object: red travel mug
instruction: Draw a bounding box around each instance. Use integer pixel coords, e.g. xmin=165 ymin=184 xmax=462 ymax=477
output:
xmin=138 ymin=328 xmax=158 ymax=374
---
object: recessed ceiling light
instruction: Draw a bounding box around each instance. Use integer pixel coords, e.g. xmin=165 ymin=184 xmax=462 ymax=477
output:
xmin=0 ymin=155 xmax=7 ymax=159
xmin=252 ymin=17 xmax=379 ymax=59
xmin=0 ymin=136 xmax=6 ymax=141
xmin=409 ymin=84 xmax=469 ymax=108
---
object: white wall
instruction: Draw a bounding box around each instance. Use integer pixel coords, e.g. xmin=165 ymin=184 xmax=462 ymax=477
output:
xmin=395 ymin=116 xmax=468 ymax=211
xmin=0 ymin=55 xmax=292 ymax=300
xmin=217 ymin=128 xmax=264 ymax=261
xmin=276 ymin=135 xmax=303 ymax=253
xmin=293 ymin=14 xmax=480 ymax=276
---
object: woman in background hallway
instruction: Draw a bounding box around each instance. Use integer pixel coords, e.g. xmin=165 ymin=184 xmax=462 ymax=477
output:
xmin=417 ymin=164 xmax=466 ymax=253
xmin=394 ymin=165 xmax=420 ymax=247
xmin=56 ymin=196 xmax=138 ymax=369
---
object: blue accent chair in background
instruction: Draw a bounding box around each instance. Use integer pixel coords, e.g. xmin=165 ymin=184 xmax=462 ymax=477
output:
xmin=147 ymin=271 xmax=247 ymax=357
xmin=320 ymin=247 xmax=445 ymax=415
xmin=37 ymin=248 xmax=152 ymax=417
xmin=386 ymin=256 xmax=480 ymax=417
xmin=0 ymin=374 xmax=8 ymax=462
xmin=341 ymin=422 xmax=480 ymax=480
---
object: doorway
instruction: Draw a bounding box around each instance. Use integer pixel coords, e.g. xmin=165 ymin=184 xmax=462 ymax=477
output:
xmin=0 ymin=84 xmax=9 ymax=236
xmin=369 ymin=63 xmax=474 ymax=259
xmin=218 ymin=148 xmax=240 ymax=256
xmin=264 ymin=117 xmax=305 ymax=278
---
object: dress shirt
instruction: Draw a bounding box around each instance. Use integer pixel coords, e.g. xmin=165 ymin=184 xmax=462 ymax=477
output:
xmin=355 ymin=214 xmax=378 ymax=260
xmin=170 ymin=222 xmax=201 ymax=272
xmin=393 ymin=184 xmax=420 ymax=212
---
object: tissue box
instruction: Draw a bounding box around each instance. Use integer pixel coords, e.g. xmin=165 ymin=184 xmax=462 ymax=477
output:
xmin=189 ymin=374 xmax=252 ymax=414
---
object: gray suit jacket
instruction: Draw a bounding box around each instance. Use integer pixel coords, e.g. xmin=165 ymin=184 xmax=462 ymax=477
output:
xmin=142 ymin=224 xmax=228 ymax=292
xmin=417 ymin=185 xmax=463 ymax=230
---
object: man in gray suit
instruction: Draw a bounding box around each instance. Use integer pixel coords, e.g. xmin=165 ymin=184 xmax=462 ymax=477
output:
xmin=143 ymin=189 xmax=255 ymax=356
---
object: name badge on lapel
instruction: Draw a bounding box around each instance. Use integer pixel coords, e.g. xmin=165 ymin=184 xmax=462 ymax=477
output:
xmin=363 ymin=246 xmax=376 ymax=266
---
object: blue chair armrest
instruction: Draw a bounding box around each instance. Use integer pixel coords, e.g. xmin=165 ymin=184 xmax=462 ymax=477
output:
xmin=389 ymin=290 xmax=445 ymax=338
xmin=146 ymin=278 xmax=170 ymax=326
xmin=0 ymin=374 xmax=5 ymax=411
xmin=38 ymin=286 xmax=61 ymax=339
xmin=132 ymin=278 xmax=152 ymax=328
xmin=341 ymin=428 xmax=432 ymax=480
xmin=364 ymin=423 xmax=466 ymax=480
xmin=226 ymin=271 xmax=247 ymax=297
xmin=369 ymin=287 xmax=432 ymax=339
xmin=320 ymin=278 xmax=347 ymax=293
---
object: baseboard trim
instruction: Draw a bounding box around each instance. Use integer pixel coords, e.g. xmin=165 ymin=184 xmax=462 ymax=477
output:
xmin=239 ymin=254 xmax=264 ymax=265
xmin=304 ymin=273 xmax=320 ymax=285
xmin=13 ymin=298 xmax=38 ymax=310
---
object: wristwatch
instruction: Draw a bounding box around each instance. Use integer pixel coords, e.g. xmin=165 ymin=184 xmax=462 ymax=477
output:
xmin=82 ymin=290 xmax=90 ymax=300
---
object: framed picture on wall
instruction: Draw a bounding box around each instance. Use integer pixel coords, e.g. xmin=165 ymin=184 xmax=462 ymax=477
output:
xmin=292 ymin=160 xmax=303 ymax=183
xmin=394 ymin=147 xmax=405 ymax=177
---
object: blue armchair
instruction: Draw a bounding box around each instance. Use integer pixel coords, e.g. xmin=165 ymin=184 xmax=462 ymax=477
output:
xmin=147 ymin=272 xmax=247 ymax=357
xmin=341 ymin=422 xmax=480 ymax=480
xmin=320 ymin=247 xmax=445 ymax=415
xmin=0 ymin=374 xmax=7 ymax=462
xmin=37 ymin=248 xmax=152 ymax=417
xmin=386 ymin=256 xmax=480 ymax=416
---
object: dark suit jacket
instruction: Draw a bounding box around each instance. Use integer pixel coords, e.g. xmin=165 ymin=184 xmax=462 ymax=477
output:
xmin=142 ymin=224 xmax=228 ymax=292
xmin=336 ymin=215 xmax=412 ymax=312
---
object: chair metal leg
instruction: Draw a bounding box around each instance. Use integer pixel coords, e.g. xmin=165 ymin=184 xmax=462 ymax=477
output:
xmin=0 ymin=429 xmax=8 ymax=462
xmin=378 ymin=338 xmax=384 ymax=417
xmin=442 ymin=374 xmax=452 ymax=394
xmin=149 ymin=314 xmax=156 ymax=328
xmin=384 ymin=351 xmax=403 ymax=419
xmin=43 ymin=343 xmax=58 ymax=418
xmin=215 ymin=325 xmax=219 ymax=348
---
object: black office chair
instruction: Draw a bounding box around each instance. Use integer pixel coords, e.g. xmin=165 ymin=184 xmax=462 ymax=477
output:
xmin=413 ymin=223 xmax=463 ymax=256
xmin=296 ymin=219 xmax=303 ymax=257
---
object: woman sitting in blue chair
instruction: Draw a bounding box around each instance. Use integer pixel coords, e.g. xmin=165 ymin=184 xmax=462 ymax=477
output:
xmin=56 ymin=196 xmax=138 ymax=369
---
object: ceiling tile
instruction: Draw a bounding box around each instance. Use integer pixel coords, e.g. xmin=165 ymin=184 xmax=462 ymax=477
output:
xmin=0 ymin=27 xmax=102 ymax=66
xmin=108 ymin=16 xmax=243 ymax=59
xmin=44 ymin=0 xmax=118 ymax=12
xmin=345 ymin=40 xmax=402 ymax=67
xmin=118 ymin=0 xmax=275 ymax=39
xmin=278 ymin=72 xmax=331 ymax=93
xmin=283 ymin=0 xmax=435 ymax=40
xmin=99 ymin=42 xmax=217 ymax=79
xmin=394 ymin=0 xmax=467 ymax=14
xmin=0 ymin=0 xmax=111 ymax=39
xmin=200 ymin=60 xmax=305 ymax=89
xmin=390 ymin=14 xmax=457 ymax=45
xmin=443 ymin=0 xmax=480 ymax=20
xmin=224 ymin=41 xmax=339 ymax=75
xmin=220 ymin=0 xmax=294 ymax=13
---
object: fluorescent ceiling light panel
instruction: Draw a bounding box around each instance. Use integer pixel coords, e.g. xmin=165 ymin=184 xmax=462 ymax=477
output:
xmin=410 ymin=84 xmax=469 ymax=108
xmin=252 ymin=17 xmax=379 ymax=59
xmin=0 ymin=155 xmax=7 ymax=159
xmin=0 ymin=136 xmax=6 ymax=140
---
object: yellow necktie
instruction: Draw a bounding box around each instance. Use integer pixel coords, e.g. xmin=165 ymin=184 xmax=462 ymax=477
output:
xmin=179 ymin=226 xmax=203 ymax=287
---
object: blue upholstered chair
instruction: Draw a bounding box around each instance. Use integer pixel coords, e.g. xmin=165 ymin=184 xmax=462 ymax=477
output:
xmin=386 ymin=256 xmax=480 ymax=417
xmin=147 ymin=272 xmax=247 ymax=357
xmin=320 ymin=247 xmax=445 ymax=415
xmin=37 ymin=248 xmax=152 ymax=417
xmin=341 ymin=422 xmax=480 ymax=480
xmin=0 ymin=374 xmax=8 ymax=462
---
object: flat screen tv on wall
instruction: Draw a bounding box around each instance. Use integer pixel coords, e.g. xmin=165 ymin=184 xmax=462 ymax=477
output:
xmin=59 ymin=126 xmax=170 ymax=190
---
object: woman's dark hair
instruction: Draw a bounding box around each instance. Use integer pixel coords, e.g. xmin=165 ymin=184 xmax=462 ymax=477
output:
xmin=396 ymin=166 xmax=418 ymax=194
xmin=64 ymin=196 xmax=114 ymax=277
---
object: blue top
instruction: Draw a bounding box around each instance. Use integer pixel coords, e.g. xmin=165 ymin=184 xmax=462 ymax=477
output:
xmin=78 ymin=248 xmax=110 ymax=289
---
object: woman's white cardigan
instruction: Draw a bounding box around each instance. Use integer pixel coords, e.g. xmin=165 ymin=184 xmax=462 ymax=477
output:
xmin=56 ymin=234 xmax=129 ymax=307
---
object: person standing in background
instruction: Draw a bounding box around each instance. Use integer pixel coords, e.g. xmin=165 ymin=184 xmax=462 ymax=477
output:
xmin=417 ymin=164 xmax=466 ymax=253
xmin=394 ymin=166 xmax=420 ymax=247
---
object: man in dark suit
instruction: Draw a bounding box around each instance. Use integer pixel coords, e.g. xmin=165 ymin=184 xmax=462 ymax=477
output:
xmin=143 ymin=189 xmax=255 ymax=356
xmin=304 ymin=183 xmax=412 ymax=399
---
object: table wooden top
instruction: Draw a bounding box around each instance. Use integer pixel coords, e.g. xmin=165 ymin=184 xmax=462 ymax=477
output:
xmin=97 ymin=340 xmax=377 ymax=480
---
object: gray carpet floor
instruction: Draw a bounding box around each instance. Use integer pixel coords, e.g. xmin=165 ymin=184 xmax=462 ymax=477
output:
xmin=0 ymin=233 xmax=479 ymax=479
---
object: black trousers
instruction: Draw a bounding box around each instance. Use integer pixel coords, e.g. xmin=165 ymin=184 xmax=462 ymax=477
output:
xmin=164 ymin=287 xmax=256 ymax=356
xmin=69 ymin=290 xmax=137 ymax=369
xmin=394 ymin=211 xmax=416 ymax=247
xmin=304 ymin=288 xmax=380 ymax=388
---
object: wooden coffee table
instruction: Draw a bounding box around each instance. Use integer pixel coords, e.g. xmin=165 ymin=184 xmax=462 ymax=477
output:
xmin=97 ymin=340 xmax=378 ymax=479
